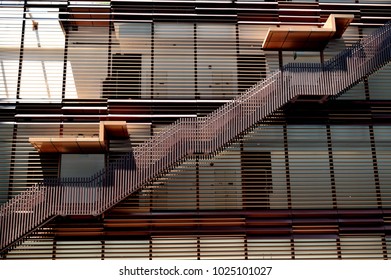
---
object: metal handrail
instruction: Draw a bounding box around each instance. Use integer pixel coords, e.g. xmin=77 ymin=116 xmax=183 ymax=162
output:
xmin=1 ymin=21 xmax=391 ymax=253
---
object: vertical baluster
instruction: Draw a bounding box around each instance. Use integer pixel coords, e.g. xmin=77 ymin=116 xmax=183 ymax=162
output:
xmin=93 ymin=174 xmax=96 ymax=214
xmin=203 ymin=118 xmax=207 ymax=154
xmin=88 ymin=176 xmax=92 ymax=214
xmin=125 ymin=154 xmax=129 ymax=197
xmin=24 ymin=191 xmax=29 ymax=237
xmin=188 ymin=119 xmax=191 ymax=155
xmin=0 ymin=205 xmax=4 ymax=248
xmin=81 ymin=177 xmax=85 ymax=215
xmin=72 ymin=177 xmax=76 ymax=215
xmin=115 ymin=160 xmax=118 ymax=208
xmin=50 ymin=178 xmax=54 ymax=215
xmin=81 ymin=176 xmax=87 ymax=215
xmin=30 ymin=190 xmax=35 ymax=233
xmin=14 ymin=197 xmax=20 ymax=245
xmin=104 ymin=167 xmax=109 ymax=211
xmin=22 ymin=193 xmax=27 ymax=240
xmin=44 ymin=183 xmax=48 ymax=218
xmin=9 ymin=202 xmax=14 ymax=245
xmin=57 ymin=178 xmax=61 ymax=215
xmin=27 ymin=189 xmax=32 ymax=234
xmin=131 ymin=153 xmax=135 ymax=192
xmin=100 ymin=169 xmax=104 ymax=213
xmin=30 ymin=189 xmax=34 ymax=229
xmin=37 ymin=186 xmax=42 ymax=225
xmin=65 ymin=178 xmax=69 ymax=215
xmin=6 ymin=203 xmax=11 ymax=246
xmin=80 ymin=177 xmax=83 ymax=214
xmin=69 ymin=178 xmax=73 ymax=215
xmin=116 ymin=157 xmax=123 ymax=201
xmin=95 ymin=173 xmax=98 ymax=214
xmin=62 ymin=178 xmax=66 ymax=215
xmin=121 ymin=155 xmax=125 ymax=198
xmin=6 ymin=204 xmax=10 ymax=246
xmin=0 ymin=206 xmax=4 ymax=248
xmin=195 ymin=118 xmax=198 ymax=154
xmin=98 ymin=171 xmax=102 ymax=213
xmin=61 ymin=177 xmax=65 ymax=215
xmin=125 ymin=153 xmax=131 ymax=197
xmin=185 ymin=121 xmax=188 ymax=156
xmin=0 ymin=207 xmax=3 ymax=248
xmin=120 ymin=157 xmax=123 ymax=202
xmin=7 ymin=205 xmax=11 ymax=246
xmin=78 ymin=178 xmax=81 ymax=215
xmin=18 ymin=194 xmax=25 ymax=243
xmin=17 ymin=196 xmax=21 ymax=242
xmin=49 ymin=178 xmax=54 ymax=215
xmin=114 ymin=161 xmax=118 ymax=207
xmin=96 ymin=170 xmax=101 ymax=213
xmin=86 ymin=176 xmax=90 ymax=215
xmin=78 ymin=177 xmax=82 ymax=214
xmin=59 ymin=178 xmax=63 ymax=215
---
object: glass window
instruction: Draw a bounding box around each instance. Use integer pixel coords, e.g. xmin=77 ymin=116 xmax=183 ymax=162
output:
xmin=0 ymin=7 xmax=23 ymax=99
xmin=61 ymin=154 xmax=105 ymax=178
xmin=238 ymin=24 xmax=270 ymax=92
xmin=287 ymin=125 xmax=333 ymax=209
xmin=373 ymin=126 xmax=391 ymax=207
xmin=244 ymin=125 xmax=288 ymax=209
xmin=0 ymin=123 xmax=13 ymax=205
xmin=154 ymin=23 xmax=194 ymax=99
xmin=140 ymin=160 xmax=197 ymax=211
xmin=111 ymin=22 xmax=152 ymax=99
xmin=199 ymin=145 xmax=242 ymax=210
xmin=197 ymin=23 xmax=237 ymax=99
xmin=67 ymin=26 xmax=109 ymax=99
xmin=331 ymin=126 xmax=377 ymax=208
xmin=20 ymin=8 xmax=65 ymax=99
xmin=368 ymin=63 xmax=391 ymax=100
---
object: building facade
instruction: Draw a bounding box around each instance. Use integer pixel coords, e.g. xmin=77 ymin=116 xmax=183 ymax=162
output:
xmin=1 ymin=0 xmax=391 ymax=259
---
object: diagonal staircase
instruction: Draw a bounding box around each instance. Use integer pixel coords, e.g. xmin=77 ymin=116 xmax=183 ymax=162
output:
xmin=1 ymin=21 xmax=391 ymax=255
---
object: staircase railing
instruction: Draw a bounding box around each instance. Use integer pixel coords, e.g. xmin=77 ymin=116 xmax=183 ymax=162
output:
xmin=1 ymin=21 xmax=391 ymax=254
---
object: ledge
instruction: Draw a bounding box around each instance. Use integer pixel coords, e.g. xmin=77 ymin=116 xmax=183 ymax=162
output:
xmin=262 ymin=14 xmax=354 ymax=51
xmin=29 ymin=121 xmax=129 ymax=153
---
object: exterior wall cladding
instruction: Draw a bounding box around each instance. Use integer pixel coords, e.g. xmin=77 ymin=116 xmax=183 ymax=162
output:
xmin=1 ymin=0 xmax=391 ymax=259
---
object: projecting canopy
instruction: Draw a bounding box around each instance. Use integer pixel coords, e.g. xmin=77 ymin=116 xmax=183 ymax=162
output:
xmin=262 ymin=14 xmax=354 ymax=51
xmin=29 ymin=121 xmax=129 ymax=153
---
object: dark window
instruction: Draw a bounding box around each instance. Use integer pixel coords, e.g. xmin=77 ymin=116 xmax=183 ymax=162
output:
xmin=241 ymin=151 xmax=272 ymax=209
xmin=103 ymin=53 xmax=142 ymax=99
